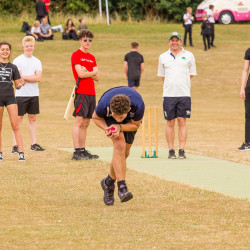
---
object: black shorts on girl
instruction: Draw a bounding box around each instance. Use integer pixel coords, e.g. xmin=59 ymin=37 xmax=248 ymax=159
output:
xmin=163 ymin=97 xmax=191 ymax=120
xmin=105 ymin=116 xmax=137 ymax=145
xmin=73 ymin=94 xmax=96 ymax=118
xmin=0 ymin=95 xmax=17 ymax=107
xmin=16 ymin=96 xmax=40 ymax=116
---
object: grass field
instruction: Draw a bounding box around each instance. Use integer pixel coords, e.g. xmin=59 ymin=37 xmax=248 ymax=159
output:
xmin=0 ymin=18 xmax=249 ymax=248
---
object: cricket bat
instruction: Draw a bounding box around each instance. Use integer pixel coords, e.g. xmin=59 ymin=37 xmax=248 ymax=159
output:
xmin=64 ymin=77 xmax=80 ymax=120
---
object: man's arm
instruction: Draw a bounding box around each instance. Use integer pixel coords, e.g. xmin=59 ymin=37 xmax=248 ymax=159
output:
xmin=140 ymin=62 xmax=144 ymax=73
xmin=240 ymin=60 xmax=250 ymax=100
xmin=119 ymin=119 xmax=142 ymax=132
xmin=124 ymin=61 xmax=128 ymax=79
xmin=21 ymin=70 xmax=42 ymax=83
xmin=91 ymin=66 xmax=99 ymax=81
xmin=92 ymin=111 xmax=108 ymax=130
xmin=74 ymin=64 xmax=98 ymax=79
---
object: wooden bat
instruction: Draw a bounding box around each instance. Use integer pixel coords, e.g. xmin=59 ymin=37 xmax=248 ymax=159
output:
xmin=64 ymin=77 xmax=80 ymax=120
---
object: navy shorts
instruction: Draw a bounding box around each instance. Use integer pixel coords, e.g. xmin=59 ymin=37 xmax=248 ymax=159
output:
xmin=105 ymin=116 xmax=137 ymax=145
xmin=0 ymin=95 xmax=17 ymax=107
xmin=16 ymin=96 xmax=39 ymax=116
xmin=163 ymin=97 xmax=191 ymax=120
xmin=128 ymin=79 xmax=140 ymax=87
xmin=73 ymin=94 xmax=96 ymax=119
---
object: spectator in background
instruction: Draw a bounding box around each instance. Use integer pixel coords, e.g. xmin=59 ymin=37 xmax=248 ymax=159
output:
xmin=207 ymin=5 xmax=218 ymax=48
xmin=78 ymin=19 xmax=88 ymax=32
xmin=43 ymin=0 xmax=51 ymax=25
xmin=63 ymin=19 xmax=78 ymax=40
xmin=183 ymin=7 xmax=194 ymax=47
xmin=201 ymin=13 xmax=212 ymax=51
xmin=40 ymin=16 xmax=53 ymax=40
xmin=30 ymin=20 xmax=44 ymax=42
xmin=36 ymin=0 xmax=47 ymax=23
xmin=124 ymin=42 xmax=144 ymax=91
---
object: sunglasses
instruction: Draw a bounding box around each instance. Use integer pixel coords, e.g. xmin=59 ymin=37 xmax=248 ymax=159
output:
xmin=83 ymin=38 xmax=93 ymax=42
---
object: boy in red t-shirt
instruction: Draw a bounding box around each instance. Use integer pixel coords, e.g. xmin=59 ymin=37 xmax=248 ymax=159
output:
xmin=71 ymin=29 xmax=100 ymax=160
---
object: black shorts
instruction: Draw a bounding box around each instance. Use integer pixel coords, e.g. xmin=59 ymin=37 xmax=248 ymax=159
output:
xmin=163 ymin=97 xmax=191 ymax=120
xmin=73 ymin=94 xmax=96 ymax=119
xmin=128 ymin=79 xmax=140 ymax=87
xmin=16 ymin=96 xmax=40 ymax=116
xmin=0 ymin=95 xmax=17 ymax=107
xmin=105 ymin=116 xmax=137 ymax=145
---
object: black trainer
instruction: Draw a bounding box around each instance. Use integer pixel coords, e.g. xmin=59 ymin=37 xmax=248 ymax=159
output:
xmin=81 ymin=149 xmax=99 ymax=159
xmin=71 ymin=151 xmax=87 ymax=160
xmin=118 ymin=184 xmax=133 ymax=203
xmin=12 ymin=145 xmax=19 ymax=154
xmin=18 ymin=152 xmax=26 ymax=161
xmin=168 ymin=149 xmax=177 ymax=159
xmin=178 ymin=149 xmax=186 ymax=159
xmin=237 ymin=142 xmax=250 ymax=151
xmin=0 ymin=152 xmax=2 ymax=161
xmin=31 ymin=143 xmax=45 ymax=151
xmin=101 ymin=178 xmax=115 ymax=206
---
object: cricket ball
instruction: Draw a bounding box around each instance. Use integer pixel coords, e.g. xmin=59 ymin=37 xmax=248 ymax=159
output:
xmin=108 ymin=127 xmax=115 ymax=135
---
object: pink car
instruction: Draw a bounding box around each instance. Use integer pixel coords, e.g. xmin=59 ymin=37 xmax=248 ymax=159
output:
xmin=195 ymin=0 xmax=250 ymax=24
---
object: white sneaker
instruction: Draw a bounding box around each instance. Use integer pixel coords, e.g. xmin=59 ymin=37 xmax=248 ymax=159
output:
xmin=18 ymin=152 xmax=26 ymax=161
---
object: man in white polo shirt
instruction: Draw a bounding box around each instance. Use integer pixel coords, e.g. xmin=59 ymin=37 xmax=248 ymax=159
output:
xmin=12 ymin=36 xmax=45 ymax=153
xmin=158 ymin=32 xmax=196 ymax=159
xmin=207 ymin=5 xmax=218 ymax=47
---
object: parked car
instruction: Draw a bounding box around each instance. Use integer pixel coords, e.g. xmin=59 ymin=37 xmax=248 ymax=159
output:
xmin=195 ymin=0 xmax=250 ymax=24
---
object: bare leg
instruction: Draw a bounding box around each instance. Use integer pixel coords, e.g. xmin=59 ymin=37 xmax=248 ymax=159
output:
xmin=28 ymin=114 xmax=37 ymax=145
xmin=177 ymin=117 xmax=187 ymax=149
xmin=7 ymin=104 xmax=24 ymax=152
xmin=165 ymin=119 xmax=175 ymax=149
xmin=0 ymin=107 xmax=4 ymax=152
xmin=72 ymin=117 xmax=90 ymax=148
xmin=13 ymin=116 xmax=23 ymax=145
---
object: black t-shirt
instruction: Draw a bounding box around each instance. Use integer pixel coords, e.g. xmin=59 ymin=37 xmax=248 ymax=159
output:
xmin=124 ymin=51 xmax=144 ymax=80
xmin=245 ymin=48 xmax=250 ymax=86
xmin=0 ymin=62 xmax=20 ymax=96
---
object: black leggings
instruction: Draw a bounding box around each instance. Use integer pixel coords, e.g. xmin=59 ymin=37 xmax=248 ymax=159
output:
xmin=245 ymin=86 xmax=250 ymax=142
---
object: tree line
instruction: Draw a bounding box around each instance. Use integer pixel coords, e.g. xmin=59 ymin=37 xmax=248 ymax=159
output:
xmin=0 ymin=0 xmax=202 ymax=22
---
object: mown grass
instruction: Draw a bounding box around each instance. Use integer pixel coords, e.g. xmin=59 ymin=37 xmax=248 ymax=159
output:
xmin=0 ymin=17 xmax=249 ymax=249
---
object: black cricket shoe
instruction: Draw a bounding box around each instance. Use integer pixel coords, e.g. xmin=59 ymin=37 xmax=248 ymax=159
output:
xmin=81 ymin=149 xmax=99 ymax=159
xmin=178 ymin=149 xmax=186 ymax=159
xmin=118 ymin=185 xmax=133 ymax=203
xmin=237 ymin=142 xmax=250 ymax=151
xmin=101 ymin=178 xmax=115 ymax=206
xmin=31 ymin=143 xmax=45 ymax=151
xmin=168 ymin=149 xmax=177 ymax=159
xmin=18 ymin=152 xmax=26 ymax=162
xmin=12 ymin=145 xmax=19 ymax=154
xmin=71 ymin=151 xmax=88 ymax=160
xmin=0 ymin=152 xmax=3 ymax=161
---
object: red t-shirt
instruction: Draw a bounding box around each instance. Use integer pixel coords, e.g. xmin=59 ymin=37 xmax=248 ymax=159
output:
xmin=43 ymin=0 xmax=50 ymax=12
xmin=71 ymin=49 xmax=97 ymax=95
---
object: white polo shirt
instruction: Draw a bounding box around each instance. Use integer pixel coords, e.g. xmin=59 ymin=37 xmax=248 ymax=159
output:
xmin=207 ymin=9 xmax=215 ymax=23
xmin=158 ymin=48 xmax=197 ymax=97
xmin=183 ymin=13 xmax=193 ymax=25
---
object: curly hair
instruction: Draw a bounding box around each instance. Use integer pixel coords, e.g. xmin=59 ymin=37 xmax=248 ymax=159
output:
xmin=110 ymin=94 xmax=131 ymax=115
xmin=78 ymin=29 xmax=94 ymax=39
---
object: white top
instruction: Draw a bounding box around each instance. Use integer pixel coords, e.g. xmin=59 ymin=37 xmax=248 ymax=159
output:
xmin=158 ymin=48 xmax=197 ymax=97
xmin=31 ymin=26 xmax=41 ymax=33
xmin=183 ymin=13 xmax=193 ymax=25
xmin=13 ymin=54 xmax=42 ymax=97
xmin=207 ymin=9 xmax=215 ymax=23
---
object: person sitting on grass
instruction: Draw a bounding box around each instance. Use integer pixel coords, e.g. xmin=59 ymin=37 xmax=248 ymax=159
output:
xmin=30 ymin=20 xmax=44 ymax=42
xmin=63 ymin=18 xmax=78 ymax=40
xmin=40 ymin=16 xmax=53 ymax=40
xmin=77 ymin=19 xmax=88 ymax=32
xmin=92 ymin=86 xmax=145 ymax=206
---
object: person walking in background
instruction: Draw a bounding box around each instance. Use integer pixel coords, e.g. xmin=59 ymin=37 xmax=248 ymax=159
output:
xmin=124 ymin=42 xmax=144 ymax=91
xmin=0 ymin=41 xmax=25 ymax=161
xmin=71 ymin=29 xmax=99 ymax=160
xmin=201 ymin=13 xmax=212 ymax=51
xmin=63 ymin=19 xmax=78 ymax=40
xmin=12 ymin=36 xmax=45 ymax=154
xmin=40 ymin=16 xmax=54 ymax=40
xmin=36 ymin=0 xmax=47 ymax=23
xmin=238 ymin=48 xmax=250 ymax=150
xmin=158 ymin=32 xmax=196 ymax=159
xmin=207 ymin=5 xmax=218 ymax=48
xmin=43 ymin=0 xmax=51 ymax=25
xmin=92 ymin=86 xmax=145 ymax=205
xmin=77 ymin=19 xmax=88 ymax=32
xmin=183 ymin=7 xmax=194 ymax=47
xmin=30 ymin=20 xmax=44 ymax=42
